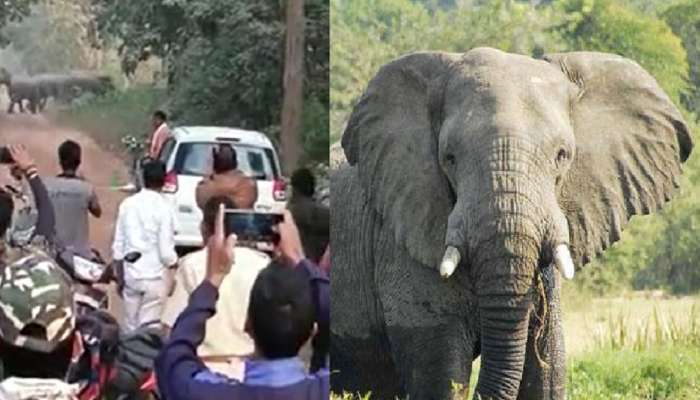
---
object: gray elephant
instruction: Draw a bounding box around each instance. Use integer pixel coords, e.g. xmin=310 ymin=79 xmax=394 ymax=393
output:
xmin=35 ymin=73 xmax=69 ymax=110
xmin=331 ymin=48 xmax=693 ymax=400
xmin=0 ymin=68 xmax=41 ymax=114
xmin=65 ymin=71 xmax=114 ymax=98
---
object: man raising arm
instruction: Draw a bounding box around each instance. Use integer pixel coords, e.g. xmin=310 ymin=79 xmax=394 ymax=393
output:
xmin=155 ymin=206 xmax=329 ymax=399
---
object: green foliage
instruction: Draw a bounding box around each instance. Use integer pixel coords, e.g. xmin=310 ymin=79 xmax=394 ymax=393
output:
xmin=663 ymin=1 xmax=700 ymax=120
xmin=93 ymin=0 xmax=330 ymax=164
xmin=554 ymin=0 xmax=689 ymax=103
xmin=52 ymin=86 xmax=166 ymax=150
xmin=0 ymin=0 xmax=39 ymax=45
xmin=3 ymin=0 xmax=100 ymax=74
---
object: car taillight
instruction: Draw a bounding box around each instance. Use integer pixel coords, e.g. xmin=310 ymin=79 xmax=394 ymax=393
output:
xmin=273 ymin=179 xmax=287 ymax=201
xmin=163 ymin=171 xmax=178 ymax=193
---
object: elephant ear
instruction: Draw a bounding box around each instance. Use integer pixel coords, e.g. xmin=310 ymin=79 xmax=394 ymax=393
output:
xmin=544 ymin=52 xmax=694 ymax=267
xmin=342 ymin=52 xmax=460 ymax=268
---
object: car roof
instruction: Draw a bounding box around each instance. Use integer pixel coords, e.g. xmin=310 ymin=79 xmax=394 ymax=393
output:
xmin=171 ymin=126 xmax=274 ymax=148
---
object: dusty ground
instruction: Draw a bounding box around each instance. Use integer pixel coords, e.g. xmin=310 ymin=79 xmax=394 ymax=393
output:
xmin=0 ymin=113 xmax=129 ymax=318
xmin=0 ymin=113 xmax=128 ymax=255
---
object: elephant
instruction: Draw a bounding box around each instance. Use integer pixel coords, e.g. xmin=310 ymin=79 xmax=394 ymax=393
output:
xmin=0 ymin=68 xmax=41 ymax=114
xmin=64 ymin=71 xmax=114 ymax=98
xmin=330 ymin=48 xmax=693 ymax=400
xmin=35 ymin=73 xmax=68 ymax=110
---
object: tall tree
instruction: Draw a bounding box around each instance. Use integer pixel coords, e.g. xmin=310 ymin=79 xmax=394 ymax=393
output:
xmin=281 ymin=0 xmax=305 ymax=172
xmin=0 ymin=0 xmax=39 ymax=45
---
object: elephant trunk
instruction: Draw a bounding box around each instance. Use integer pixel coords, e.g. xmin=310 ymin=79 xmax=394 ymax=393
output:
xmin=471 ymin=223 xmax=540 ymax=399
xmin=474 ymin=278 xmax=533 ymax=399
xmin=470 ymin=188 xmax=544 ymax=399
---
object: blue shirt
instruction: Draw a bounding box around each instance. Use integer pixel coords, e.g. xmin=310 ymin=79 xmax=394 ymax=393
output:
xmin=155 ymin=260 xmax=330 ymax=400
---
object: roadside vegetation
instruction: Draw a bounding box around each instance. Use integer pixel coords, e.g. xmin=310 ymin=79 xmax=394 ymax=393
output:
xmin=50 ymin=87 xmax=166 ymax=152
xmin=0 ymin=0 xmax=329 ymax=169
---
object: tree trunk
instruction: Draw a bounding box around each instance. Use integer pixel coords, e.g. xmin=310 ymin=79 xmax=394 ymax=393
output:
xmin=280 ymin=0 xmax=305 ymax=174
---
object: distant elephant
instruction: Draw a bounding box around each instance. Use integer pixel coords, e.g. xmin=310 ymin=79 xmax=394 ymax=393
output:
xmin=331 ymin=48 xmax=693 ymax=400
xmin=0 ymin=68 xmax=41 ymax=114
xmin=35 ymin=73 xmax=67 ymax=110
xmin=61 ymin=71 xmax=115 ymax=101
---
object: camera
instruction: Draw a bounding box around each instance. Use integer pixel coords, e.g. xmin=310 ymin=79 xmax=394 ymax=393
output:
xmin=0 ymin=147 xmax=13 ymax=164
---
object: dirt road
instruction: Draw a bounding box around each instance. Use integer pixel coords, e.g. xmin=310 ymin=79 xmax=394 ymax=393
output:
xmin=0 ymin=114 xmax=128 ymax=255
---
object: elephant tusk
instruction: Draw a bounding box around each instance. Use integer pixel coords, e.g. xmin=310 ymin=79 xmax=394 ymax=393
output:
xmin=439 ymin=246 xmax=461 ymax=278
xmin=553 ymin=244 xmax=575 ymax=280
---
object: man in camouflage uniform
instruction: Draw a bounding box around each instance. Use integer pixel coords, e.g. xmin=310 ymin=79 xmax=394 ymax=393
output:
xmin=0 ymin=145 xmax=78 ymax=398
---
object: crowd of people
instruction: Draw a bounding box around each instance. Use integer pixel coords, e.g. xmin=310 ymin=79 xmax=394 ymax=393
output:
xmin=0 ymin=111 xmax=331 ymax=399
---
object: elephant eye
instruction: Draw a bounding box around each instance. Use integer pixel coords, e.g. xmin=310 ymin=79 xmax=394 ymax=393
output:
xmin=555 ymin=148 xmax=569 ymax=167
xmin=445 ymin=153 xmax=456 ymax=165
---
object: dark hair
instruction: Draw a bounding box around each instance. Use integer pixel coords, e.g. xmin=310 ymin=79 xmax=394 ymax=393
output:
xmin=213 ymin=144 xmax=237 ymax=173
xmin=202 ymin=195 xmax=236 ymax=238
xmin=0 ymin=190 xmax=13 ymax=237
xmin=153 ymin=110 xmax=167 ymax=121
xmin=58 ymin=140 xmax=81 ymax=171
xmin=291 ymin=168 xmax=315 ymax=197
xmin=142 ymin=160 xmax=166 ymax=189
xmin=248 ymin=262 xmax=315 ymax=359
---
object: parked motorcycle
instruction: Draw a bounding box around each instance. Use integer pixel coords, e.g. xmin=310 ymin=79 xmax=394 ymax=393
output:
xmin=119 ymin=135 xmax=151 ymax=193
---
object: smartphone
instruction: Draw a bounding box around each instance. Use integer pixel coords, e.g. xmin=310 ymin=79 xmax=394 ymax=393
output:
xmin=0 ymin=147 xmax=12 ymax=164
xmin=224 ymin=210 xmax=284 ymax=244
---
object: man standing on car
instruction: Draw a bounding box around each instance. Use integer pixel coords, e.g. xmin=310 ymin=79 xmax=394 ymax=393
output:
xmin=195 ymin=144 xmax=257 ymax=210
xmin=148 ymin=110 xmax=170 ymax=159
xmin=44 ymin=140 xmax=102 ymax=259
xmin=112 ymin=160 xmax=178 ymax=332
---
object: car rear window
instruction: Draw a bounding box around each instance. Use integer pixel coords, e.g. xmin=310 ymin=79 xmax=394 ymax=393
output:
xmin=172 ymin=142 xmax=276 ymax=180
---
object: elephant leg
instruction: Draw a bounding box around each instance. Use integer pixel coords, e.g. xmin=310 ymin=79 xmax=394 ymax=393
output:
xmin=387 ymin=319 xmax=474 ymax=399
xmin=7 ymin=101 xmax=13 ymax=114
xmin=517 ymin=266 xmax=566 ymax=400
xmin=378 ymin=250 xmax=475 ymax=400
xmin=18 ymin=100 xmax=24 ymax=113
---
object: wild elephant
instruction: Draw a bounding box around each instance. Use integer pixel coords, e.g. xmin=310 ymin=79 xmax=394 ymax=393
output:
xmin=0 ymin=68 xmax=41 ymax=114
xmin=36 ymin=73 xmax=67 ymax=110
xmin=331 ymin=48 xmax=693 ymax=400
xmin=65 ymin=71 xmax=114 ymax=98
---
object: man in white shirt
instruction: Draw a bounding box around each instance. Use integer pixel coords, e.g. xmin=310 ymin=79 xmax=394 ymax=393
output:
xmin=113 ymin=160 xmax=178 ymax=332
xmin=161 ymin=195 xmax=269 ymax=380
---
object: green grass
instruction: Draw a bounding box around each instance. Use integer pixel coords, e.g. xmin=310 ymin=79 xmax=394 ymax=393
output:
xmin=568 ymin=344 xmax=700 ymax=399
xmin=49 ymin=86 xmax=167 ymax=153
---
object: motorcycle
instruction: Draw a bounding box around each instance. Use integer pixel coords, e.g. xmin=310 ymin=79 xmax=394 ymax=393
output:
xmin=55 ymin=250 xmax=163 ymax=400
xmin=56 ymin=248 xmax=141 ymax=315
xmin=119 ymin=135 xmax=151 ymax=193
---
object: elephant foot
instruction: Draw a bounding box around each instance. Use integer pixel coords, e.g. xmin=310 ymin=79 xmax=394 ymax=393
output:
xmin=330 ymin=333 xmax=403 ymax=400
xmin=387 ymin=324 xmax=475 ymax=400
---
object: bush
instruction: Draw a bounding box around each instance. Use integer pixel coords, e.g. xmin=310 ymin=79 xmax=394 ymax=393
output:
xmin=51 ymin=86 xmax=166 ymax=151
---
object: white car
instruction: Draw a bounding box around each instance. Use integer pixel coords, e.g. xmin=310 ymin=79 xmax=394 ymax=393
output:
xmin=156 ymin=126 xmax=287 ymax=250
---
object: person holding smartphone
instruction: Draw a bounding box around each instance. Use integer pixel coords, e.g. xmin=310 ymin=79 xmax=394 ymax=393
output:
xmin=155 ymin=201 xmax=329 ymax=399
xmin=0 ymin=145 xmax=57 ymax=253
xmin=161 ymin=195 xmax=270 ymax=380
